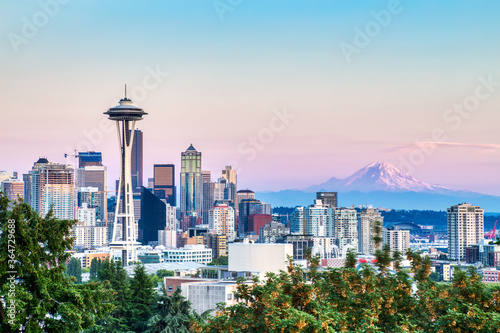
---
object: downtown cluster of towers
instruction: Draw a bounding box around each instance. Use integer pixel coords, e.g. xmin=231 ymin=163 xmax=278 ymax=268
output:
xmin=0 ymin=94 xmax=493 ymax=267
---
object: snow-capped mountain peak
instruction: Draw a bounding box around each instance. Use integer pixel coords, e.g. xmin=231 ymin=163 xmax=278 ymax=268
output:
xmin=308 ymin=162 xmax=449 ymax=193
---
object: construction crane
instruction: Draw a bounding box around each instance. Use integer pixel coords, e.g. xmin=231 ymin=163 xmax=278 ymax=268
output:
xmin=485 ymin=220 xmax=498 ymax=240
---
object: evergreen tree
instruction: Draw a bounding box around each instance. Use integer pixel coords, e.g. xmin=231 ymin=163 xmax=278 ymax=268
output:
xmin=89 ymin=258 xmax=101 ymax=281
xmin=88 ymin=259 xmax=133 ymax=332
xmin=67 ymin=257 xmax=82 ymax=283
xmin=146 ymin=288 xmax=193 ymax=333
xmin=129 ymin=264 xmax=155 ymax=332
xmin=0 ymin=192 xmax=113 ymax=332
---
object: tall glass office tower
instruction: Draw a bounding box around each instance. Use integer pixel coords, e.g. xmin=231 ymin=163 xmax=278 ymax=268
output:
xmin=180 ymin=144 xmax=202 ymax=217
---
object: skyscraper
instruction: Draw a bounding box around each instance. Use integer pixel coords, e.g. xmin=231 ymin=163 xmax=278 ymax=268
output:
xmin=78 ymin=151 xmax=102 ymax=167
xmin=202 ymin=171 xmax=214 ymax=225
xmin=24 ymin=158 xmax=75 ymax=220
xmin=1 ymin=179 xmax=24 ymax=205
xmin=76 ymin=151 xmax=107 ymax=223
xmin=238 ymin=198 xmax=263 ymax=237
xmin=358 ymin=208 xmax=383 ymax=255
xmin=316 ymin=192 xmax=338 ymax=208
xmin=221 ymin=166 xmax=237 ymax=207
xmin=139 ymin=187 xmax=166 ymax=244
xmin=383 ymin=227 xmax=410 ymax=254
xmin=333 ymin=207 xmax=358 ymax=253
xmin=104 ymin=91 xmax=147 ymax=265
xmin=180 ymin=144 xmax=203 ymax=217
xmin=77 ymin=187 xmax=102 ymax=222
xmin=209 ymin=203 xmax=235 ymax=241
xmin=448 ymin=203 xmax=484 ymax=261
xmin=153 ymin=164 xmax=176 ymax=206
xmin=131 ymin=129 xmax=143 ymax=191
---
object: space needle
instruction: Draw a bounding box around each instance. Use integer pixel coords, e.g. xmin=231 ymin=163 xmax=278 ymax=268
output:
xmin=104 ymin=86 xmax=147 ymax=265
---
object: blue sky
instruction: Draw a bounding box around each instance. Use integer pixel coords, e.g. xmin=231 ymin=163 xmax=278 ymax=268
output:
xmin=1 ymin=0 xmax=500 ymax=196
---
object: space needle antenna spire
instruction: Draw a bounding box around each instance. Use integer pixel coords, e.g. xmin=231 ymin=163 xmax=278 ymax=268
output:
xmin=104 ymin=89 xmax=148 ymax=265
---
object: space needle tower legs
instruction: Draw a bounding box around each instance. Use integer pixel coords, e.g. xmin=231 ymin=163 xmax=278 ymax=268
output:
xmin=104 ymin=87 xmax=148 ymax=265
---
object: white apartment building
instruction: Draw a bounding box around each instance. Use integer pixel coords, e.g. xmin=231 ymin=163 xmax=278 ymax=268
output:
xmin=448 ymin=203 xmax=484 ymax=260
xmin=209 ymin=204 xmax=235 ymax=241
xmin=333 ymin=207 xmax=358 ymax=253
xmin=358 ymin=208 xmax=383 ymax=255
xmin=383 ymin=227 xmax=410 ymax=254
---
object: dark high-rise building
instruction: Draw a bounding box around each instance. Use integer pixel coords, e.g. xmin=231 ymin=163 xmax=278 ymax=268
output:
xmin=131 ymin=129 xmax=143 ymax=191
xmin=78 ymin=151 xmax=102 ymax=168
xmin=238 ymin=198 xmax=263 ymax=237
xmin=139 ymin=186 xmax=166 ymax=244
xmin=202 ymin=171 xmax=214 ymax=225
xmin=316 ymin=192 xmax=337 ymax=208
xmin=180 ymin=144 xmax=202 ymax=217
xmin=153 ymin=164 xmax=176 ymax=206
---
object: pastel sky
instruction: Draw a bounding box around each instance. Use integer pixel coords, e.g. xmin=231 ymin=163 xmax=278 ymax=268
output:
xmin=1 ymin=0 xmax=500 ymax=196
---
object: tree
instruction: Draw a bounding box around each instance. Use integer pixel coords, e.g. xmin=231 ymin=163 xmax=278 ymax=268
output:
xmin=198 ymin=247 xmax=500 ymax=332
xmin=207 ymin=255 xmax=228 ymax=266
xmin=88 ymin=259 xmax=133 ymax=333
xmin=145 ymin=288 xmax=193 ymax=333
xmin=0 ymin=192 xmax=113 ymax=332
xmin=129 ymin=264 xmax=156 ymax=332
xmin=156 ymin=269 xmax=175 ymax=279
xmin=89 ymin=258 xmax=102 ymax=281
xmin=67 ymin=257 xmax=82 ymax=283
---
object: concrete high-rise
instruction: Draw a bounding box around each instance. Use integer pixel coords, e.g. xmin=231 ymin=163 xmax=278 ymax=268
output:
xmin=180 ymin=144 xmax=203 ymax=217
xmin=448 ymin=203 xmax=484 ymax=261
xmin=24 ymin=158 xmax=75 ymax=220
xmin=209 ymin=204 xmax=235 ymax=241
xmin=383 ymin=227 xmax=410 ymax=254
xmin=358 ymin=208 xmax=383 ymax=255
xmin=1 ymin=179 xmax=24 ymax=204
xmin=332 ymin=207 xmax=358 ymax=254
xmin=153 ymin=164 xmax=176 ymax=206
xmin=104 ymin=91 xmax=147 ymax=265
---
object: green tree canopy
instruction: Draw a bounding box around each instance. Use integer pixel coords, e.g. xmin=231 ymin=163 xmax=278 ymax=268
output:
xmin=67 ymin=257 xmax=82 ymax=284
xmin=197 ymin=251 xmax=500 ymax=332
xmin=207 ymin=255 xmax=228 ymax=266
xmin=0 ymin=192 xmax=113 ymax=332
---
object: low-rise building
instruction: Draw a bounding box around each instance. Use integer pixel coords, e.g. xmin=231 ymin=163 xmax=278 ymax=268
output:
xmin=163 ymin=245 xmax=213 ymax=264
xmin=228 ymin=243 xmax=293 ymax=274
xmin=482 ymin=268 xmax=500 ymax=283
xmin=181 ymin=281 xmax=241 ymax=315
xmin=259 ymin=221 xmax=290 ymax=243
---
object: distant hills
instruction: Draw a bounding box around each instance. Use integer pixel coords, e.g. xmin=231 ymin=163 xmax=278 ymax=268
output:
xmin=256 ymin=162 xmax=500 ymax=212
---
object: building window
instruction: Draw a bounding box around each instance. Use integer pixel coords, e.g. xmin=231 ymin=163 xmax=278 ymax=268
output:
xmin=168 ymin=286 xmax=173 ymax=292
xmin=227 ymin=294 xmax=232 ymax=300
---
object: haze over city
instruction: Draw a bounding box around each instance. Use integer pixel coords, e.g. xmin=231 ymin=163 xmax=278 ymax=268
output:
xmin=1 ymin=0 xmax=500 ymax=195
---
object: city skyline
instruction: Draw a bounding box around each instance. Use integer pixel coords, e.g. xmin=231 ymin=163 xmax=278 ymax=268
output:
xmin=1 ymin=1 xmax=500 ymax=196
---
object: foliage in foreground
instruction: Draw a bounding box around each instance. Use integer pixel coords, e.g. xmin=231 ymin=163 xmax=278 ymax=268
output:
xmin=196 ymin=225 xmax=500 ymax=332
xmin=0 ymin=192 xmax=113 ymax=332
